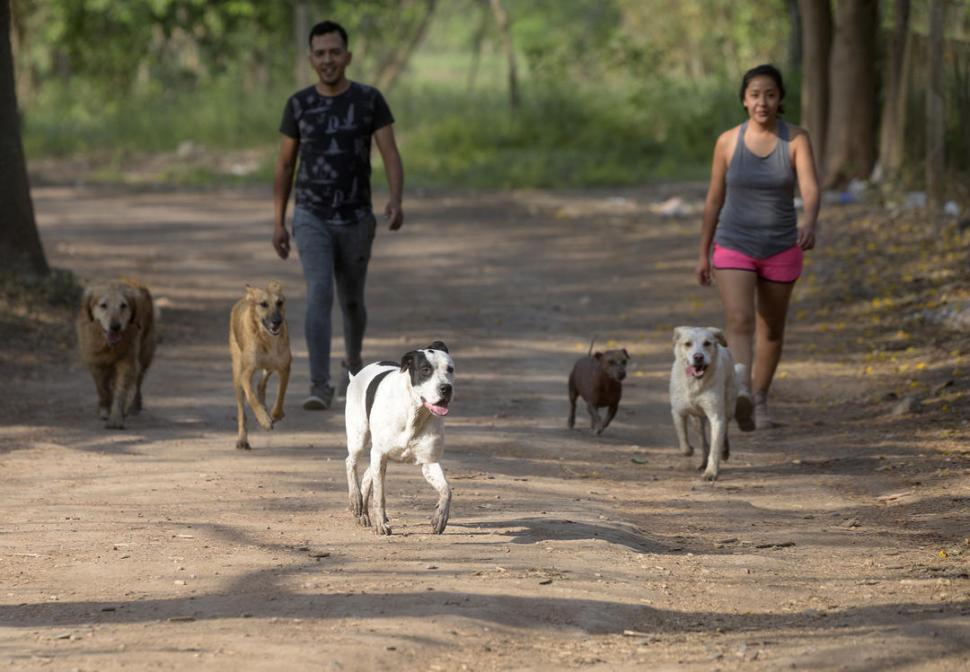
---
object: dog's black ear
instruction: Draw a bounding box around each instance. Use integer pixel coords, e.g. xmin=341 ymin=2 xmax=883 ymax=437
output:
xmin=426 ymin=340 xmax=448 ymax=353
xmin=621 ymin=348 xmax=630 ymax=360
xmin=707 ymin=327 xmax=727 ymax=347
xmin=400 ymin=351 xmax=418 ymax=372
xmin=593 ymin=352 xmax=603 ymax=360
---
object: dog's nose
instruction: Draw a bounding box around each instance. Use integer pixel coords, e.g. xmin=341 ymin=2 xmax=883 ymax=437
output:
xmin=439 ymin=383 xmax=452 ymax=398
xmin=692 ymin=353 xmax=704 ymax=363
xmin=109 ymin=322 xmax=122 ymax=332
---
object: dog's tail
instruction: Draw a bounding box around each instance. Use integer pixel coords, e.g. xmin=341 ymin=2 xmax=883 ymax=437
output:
xmin=587 ymin=337 xmax=596 ymax=356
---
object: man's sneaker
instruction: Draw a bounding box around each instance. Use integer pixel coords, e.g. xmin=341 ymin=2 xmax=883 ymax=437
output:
xmin=303 ymin=385 xmax=334 ymax=411
xmin=735 ymin=385 xmax=755 ymax=432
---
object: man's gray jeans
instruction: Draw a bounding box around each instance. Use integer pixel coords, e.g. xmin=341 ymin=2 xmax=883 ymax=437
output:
xmin=292 ymin=207 xmax=376 ymax=394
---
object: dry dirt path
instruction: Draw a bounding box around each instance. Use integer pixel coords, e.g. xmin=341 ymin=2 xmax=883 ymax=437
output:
xmin=1 ymin=186 xmax=968 ymax=671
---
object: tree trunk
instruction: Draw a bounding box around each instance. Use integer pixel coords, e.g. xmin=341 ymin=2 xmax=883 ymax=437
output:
xmin=884 ymin=4 xmax=913 ymax=182
xmin=874 ymin=0 xmax=910 ymax=183
xmin=925 ymin=0 xmax=945 ymax=211
xmin=489 ymin=0 xmax=520 ymax=111
xmin=822 ymin=0 xmax=879 ymax=188
xmin=787 ymin=0 xmax=802 ymax=75
xmin=797 ymin=0 xmax=831 ymax=169
xmin=375 ymin=0 xmax=436 ymax=94
xmin=293 ymin=0 xmax=309 ymax=87
xmin=466 ymin=0 xmax=490 ymax=90
xmin=0 ymin=0 xmax=49 ymax=279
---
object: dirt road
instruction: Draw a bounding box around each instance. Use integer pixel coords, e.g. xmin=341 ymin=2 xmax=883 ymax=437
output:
xmin=1 ymin=186 xmax=967 ymax=671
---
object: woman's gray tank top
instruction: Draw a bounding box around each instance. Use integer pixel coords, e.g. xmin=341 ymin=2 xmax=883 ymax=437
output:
xmin=714 ymin=120 xmax=797 ymax=259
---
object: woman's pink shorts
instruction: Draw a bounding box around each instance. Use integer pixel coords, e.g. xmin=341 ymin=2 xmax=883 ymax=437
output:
xmin=712 ymin=243 xmax=803 ymax=283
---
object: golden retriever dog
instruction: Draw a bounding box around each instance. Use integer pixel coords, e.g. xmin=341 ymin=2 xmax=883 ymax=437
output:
xmin=229 ymin=281 xmax=291 ymax=450
xmin=75 ymin=278 xmax=156 ymax=429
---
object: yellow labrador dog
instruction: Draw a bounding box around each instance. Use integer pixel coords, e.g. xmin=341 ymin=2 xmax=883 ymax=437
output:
xmin=76 ymin=279 xmax=156 ymax=429
xmin=669 ymin=326 xmax=745 ymax=481
xmin=229 ymin=281 xmax=291 ymax=450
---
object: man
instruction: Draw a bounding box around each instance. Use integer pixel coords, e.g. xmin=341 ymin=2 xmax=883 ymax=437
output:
xmin=273 ymin=20 xmax=404 ymax=410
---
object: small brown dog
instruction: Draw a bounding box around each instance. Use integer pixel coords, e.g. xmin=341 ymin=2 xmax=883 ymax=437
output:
xmin=76 ymin=278 xmax=156 ymax=429
xmin=229 ymin=281 xmax=292 ymax=450
xmin=568 ymin=340 xmax=630 ymax=435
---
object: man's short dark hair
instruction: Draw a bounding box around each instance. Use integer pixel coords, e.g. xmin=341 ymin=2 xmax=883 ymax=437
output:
xmin=309 ymin=20 xmax=348 ymax=49
xmin=739 ymin=63 xmax=786 ymax=115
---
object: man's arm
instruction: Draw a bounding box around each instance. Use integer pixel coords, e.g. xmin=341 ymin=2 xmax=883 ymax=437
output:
xmin=374 ymin=124 xmax=404 ymax=231
xmin=273 ymin=135 xmax=300 ymax=259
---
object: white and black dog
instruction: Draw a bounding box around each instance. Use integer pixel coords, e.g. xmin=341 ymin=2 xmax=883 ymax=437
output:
xmin=345 ymin=341 xmax=455 ymax=535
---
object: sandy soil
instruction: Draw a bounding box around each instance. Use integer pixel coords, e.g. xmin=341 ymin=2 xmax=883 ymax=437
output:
xmin=1 ymin=185 xmax=968 ymax=671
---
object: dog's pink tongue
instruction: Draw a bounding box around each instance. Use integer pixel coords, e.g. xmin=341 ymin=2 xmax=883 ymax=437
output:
xmin=423 ymin=401 xmax=449 ymax=416
xmin=686 ymin=365 xmax=702 ymax=378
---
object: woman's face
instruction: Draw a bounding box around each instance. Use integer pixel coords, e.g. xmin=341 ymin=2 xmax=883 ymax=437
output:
xmin=743 ymin=75 xmax=781 ymax=124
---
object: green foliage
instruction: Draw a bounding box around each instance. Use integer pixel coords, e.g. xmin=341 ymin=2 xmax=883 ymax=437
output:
xmin=399 ymin=76 xmax=734 ymax=188
xmin=10 ymin=0 xmax=818 ymax=189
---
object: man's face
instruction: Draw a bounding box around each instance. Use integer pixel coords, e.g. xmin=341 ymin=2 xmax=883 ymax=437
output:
xmin=309 ymin=31 xmax=352 ymax=87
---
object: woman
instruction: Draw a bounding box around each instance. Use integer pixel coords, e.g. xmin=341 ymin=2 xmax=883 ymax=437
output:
xmin=695 ymin=64 xmax=820 ymax=430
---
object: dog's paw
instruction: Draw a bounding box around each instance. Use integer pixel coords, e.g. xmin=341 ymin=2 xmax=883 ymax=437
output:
xmin=349 ymin=495 xmax=363 ymax=517
xmin=702 ymin=468 xmax=719 ymax=482
xmin=375 ymin=521 xmax=392 ymax=536
xmin=255 ymin=408 xmax=273 ymax=430
xmin=98 ymin=406 xmax=110 ymax=420
xmin=681 ymin=444 xmax=695 ymax=456
xmin=431 ymin=510 xmax=449 ymax=534
xmin=271 ymin=407 xmax=285 ymax=423
xmin=105 ymin=416 xmax=125 ymax=430
xmin=357 ymin=513 xmax=371 ymax=528
xmin=236 ymin=439 xmax=252 ymax=450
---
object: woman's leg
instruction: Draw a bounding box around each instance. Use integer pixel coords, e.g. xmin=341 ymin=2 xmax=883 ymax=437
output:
xmin=715 ymin=269 xmax=757 ymax=431
xmin=715 ymin=269 xmax=757 ymax=386
xmin=752 ymin=279 xmax=796 ymax=427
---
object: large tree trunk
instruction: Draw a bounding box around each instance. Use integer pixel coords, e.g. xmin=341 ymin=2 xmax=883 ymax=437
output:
xmin=0 ymin=0 xmax=49 ymax=279
xmin=787 ymin=0 xmax=802 ymax=75
xmin=798 ymin=0 xmax=831 ymax=170
xmin=489 ymin=0 xmax=520 ymax=111
xmin=878 ymin=0 xmax=912 ymax=183
xmin=925 ymin=0 xmax=945 ymax=211
xmin=822 ymin=0 xmax=879 ymax=188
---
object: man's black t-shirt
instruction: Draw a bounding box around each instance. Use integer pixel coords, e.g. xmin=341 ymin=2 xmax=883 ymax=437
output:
xmin=280 ymin=82 xmax=394 ymax=225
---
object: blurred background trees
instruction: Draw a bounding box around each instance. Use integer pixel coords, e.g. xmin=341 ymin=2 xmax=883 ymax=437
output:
xmin=5 ymin=0 xmax=969 ymax=193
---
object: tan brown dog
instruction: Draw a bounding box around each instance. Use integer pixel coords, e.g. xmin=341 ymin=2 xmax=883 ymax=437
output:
xmin=229 ymin=281 xmax=292 ymax=450
xmin=76 ymin=278 xmax=156 ymax=429
xmin=567 ymin=340 xmax=630 ymax=435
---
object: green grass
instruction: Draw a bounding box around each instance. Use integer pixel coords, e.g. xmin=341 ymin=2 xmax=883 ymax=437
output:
xmin=22 ymin=64 xmax=741 ymax=189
